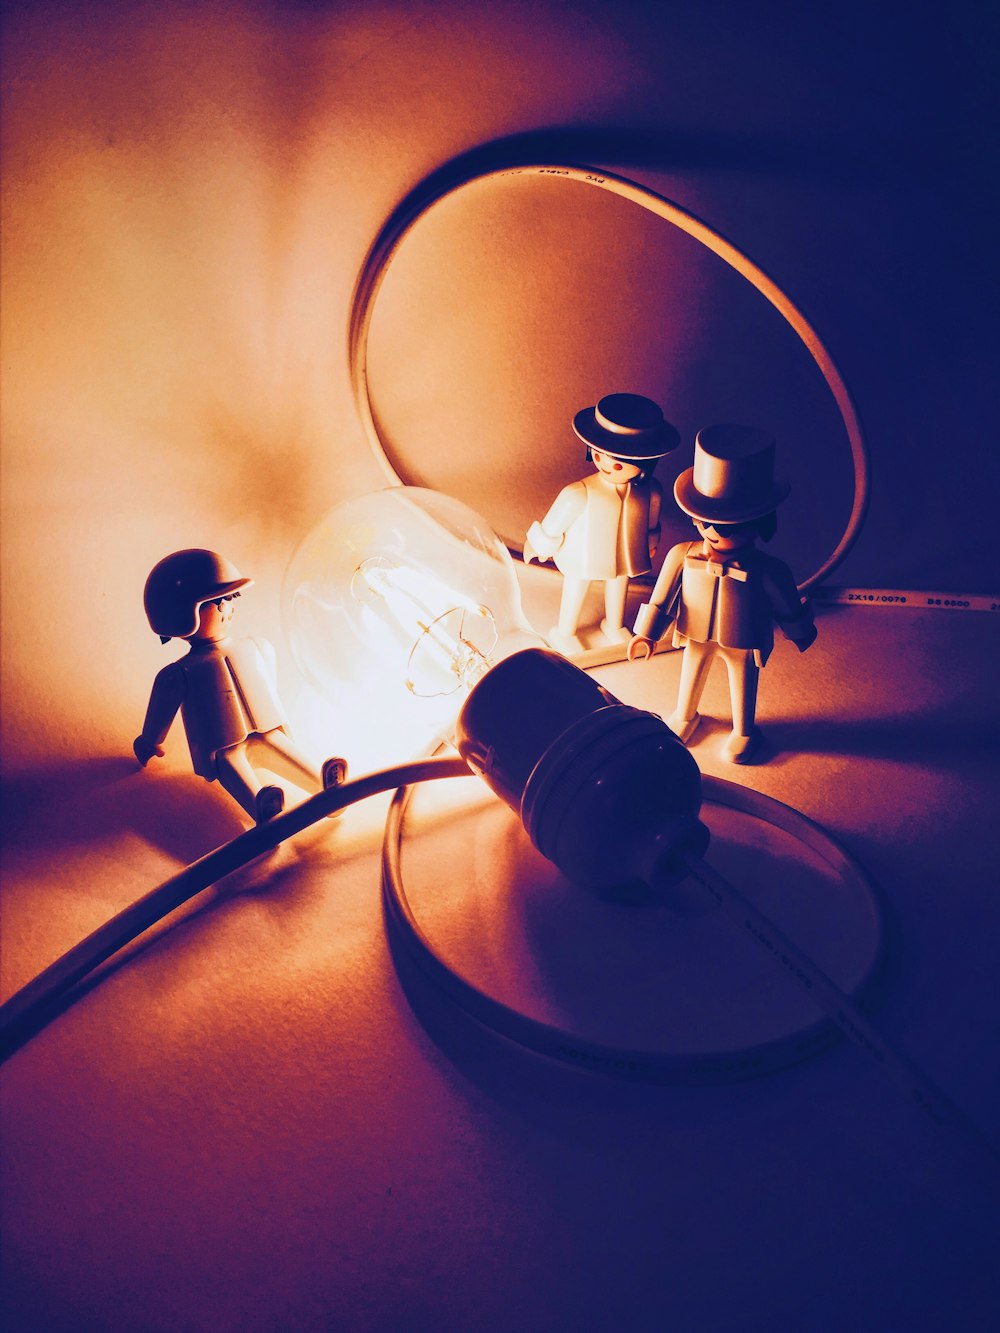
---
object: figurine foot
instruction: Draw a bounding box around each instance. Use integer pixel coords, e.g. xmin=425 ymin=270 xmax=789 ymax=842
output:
xmin=599 ymin=618 xmax=630 ymax=645
xmin=723 ymin=729 xmax=762 ymax=764
xmin=547 ymin=626 xmax=585 ymax=656
xmin=322 ymin=756 xmax=349 ymax=818
xmin=255 ymin=784 xmax=285 ymax=823
xmin=667 ymin=711 xmax=702 ymax=745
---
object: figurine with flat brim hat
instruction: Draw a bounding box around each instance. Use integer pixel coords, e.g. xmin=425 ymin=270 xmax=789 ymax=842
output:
xmin=674 ymin=424 xmax=790 ymax=525
xmin=573 ymin=392 xmax=681 ymax=461
xmin=525 ymin=393 xmax=679 ymax=652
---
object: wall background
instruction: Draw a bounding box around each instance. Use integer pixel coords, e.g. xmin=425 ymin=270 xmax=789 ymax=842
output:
xmin=2 ymin=0 xmax=998 ymax=775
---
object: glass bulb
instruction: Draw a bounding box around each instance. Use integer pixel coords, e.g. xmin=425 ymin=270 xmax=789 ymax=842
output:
xmin=284 ymin=487 xmax=546 ymax=762
xmin=284 ymin=485 xmax=707 ymax=891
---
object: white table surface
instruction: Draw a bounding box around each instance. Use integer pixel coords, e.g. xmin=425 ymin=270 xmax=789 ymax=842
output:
xmin=2 ymin=596 xmax=999 ymax=1332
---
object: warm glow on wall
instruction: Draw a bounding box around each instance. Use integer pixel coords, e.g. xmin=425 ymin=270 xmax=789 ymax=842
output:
xmin=2 ymin=0 xmax=865 ymax=775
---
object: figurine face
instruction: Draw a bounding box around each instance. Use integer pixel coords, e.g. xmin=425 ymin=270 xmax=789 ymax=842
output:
xmin=695 ymin=520 xmax=758 ymax=553
xmin=592 ymin=450 xmax=642 ymax=484
xmin=192 ymin=593 xmax=240 ymax=642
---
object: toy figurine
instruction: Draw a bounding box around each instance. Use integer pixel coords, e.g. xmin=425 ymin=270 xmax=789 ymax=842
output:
xmin=628 ymin=424 xmax=816 ymax=764
xmin=134 ymin=549 xmax=347 ymax=823
xmin=523 ymin=393 xmax=680 ymax=652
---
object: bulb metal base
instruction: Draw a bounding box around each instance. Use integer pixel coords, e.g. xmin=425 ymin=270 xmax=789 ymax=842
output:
xmin=456 ymin=648 xmax=707 ymax=891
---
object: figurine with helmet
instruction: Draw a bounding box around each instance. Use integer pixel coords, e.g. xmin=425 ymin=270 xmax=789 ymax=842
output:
xmin=134 ymin=549 xmax=346 ymax=823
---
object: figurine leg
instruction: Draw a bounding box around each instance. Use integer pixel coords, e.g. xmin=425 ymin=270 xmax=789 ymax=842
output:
xmin=252 ymin=728 xmax=323 ymax=790
xmin=600 ymin=576 xmax=630 ymax=644
xmin=668 ymin=639 xmax=714 ymax=743
xmin=253 ymin=729 xmax=348 ymax=817
xmin=720 ymin=648 xmax=761 ymax=764
xmin=549 ymin=577 xmax=590 ymax=654
xmin=215 ymin=743 xmax=283 ymax=822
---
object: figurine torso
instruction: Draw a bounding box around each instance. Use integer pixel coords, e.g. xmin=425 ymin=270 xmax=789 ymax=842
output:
xmin=674 ymin=543 xmax=777 ymax=658
xmin=168 ymin=637 xmax=286 ymax=777
xmin=553 ymin=473 xmax=660 ymax=581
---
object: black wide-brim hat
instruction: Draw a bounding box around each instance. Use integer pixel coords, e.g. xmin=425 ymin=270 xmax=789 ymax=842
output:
xmin=573 ymin=393 xmax=680 ymax=461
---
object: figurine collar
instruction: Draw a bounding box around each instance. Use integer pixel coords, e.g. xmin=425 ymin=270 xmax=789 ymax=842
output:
xmin=188 ymin=633 xmax=232 ymax=651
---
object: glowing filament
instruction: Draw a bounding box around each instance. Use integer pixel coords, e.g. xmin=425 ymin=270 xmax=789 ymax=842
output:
xmin=352 ymin=557 xmax=498 ymax=697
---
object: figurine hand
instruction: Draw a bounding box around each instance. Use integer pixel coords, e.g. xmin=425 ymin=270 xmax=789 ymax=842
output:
xmin=524 ymin=521 xmax=562 ymax=564
xmin=627 ymin=636 xmax=655 ymax=662
xmin=133 ymin=735 xmax=165 ymax=767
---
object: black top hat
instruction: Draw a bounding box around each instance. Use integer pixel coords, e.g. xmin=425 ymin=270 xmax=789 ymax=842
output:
xmin=674 ymin=424 xmax=790 ymax=524
xmin=573 ymin=393 xmax=680 ymax=461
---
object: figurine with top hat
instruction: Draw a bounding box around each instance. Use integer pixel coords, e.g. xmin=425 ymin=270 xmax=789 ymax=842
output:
xmin=628 ymin=424 xmax=816 ymax=764
xmin=524 ymin=393 xmax=680 ymax=652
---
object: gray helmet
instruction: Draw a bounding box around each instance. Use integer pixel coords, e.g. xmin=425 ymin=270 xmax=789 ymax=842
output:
xmin=143 ymin=549 xmax=253 ymax=641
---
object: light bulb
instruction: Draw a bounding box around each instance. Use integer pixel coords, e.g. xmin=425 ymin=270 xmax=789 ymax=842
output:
xmin=284 ymin=487 xmax=707 ymax=892
xmin=284 ymin=487 xmax=546 ymax=756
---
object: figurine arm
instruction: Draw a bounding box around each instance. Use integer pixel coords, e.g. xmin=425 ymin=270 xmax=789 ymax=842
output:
xmin=249 ymin=635 xmax=294 ymax=736
xmin=251 ymin=636 xmax=279 ymax=689
xmin=780 ymin=605 xmax=817 ymax=652
xmin=524 ymin=482 xmax=587 ymax=563
xmin=631 ymin=541 xmax=687 ymax=647
xmin=134 ymin=661 xmax=186 ymax=765
xmin=763 ymin=561 xmax=817 ymax=652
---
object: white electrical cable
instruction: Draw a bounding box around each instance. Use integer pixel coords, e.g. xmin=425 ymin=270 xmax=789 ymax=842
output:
xmin=811 ymin=586 xmax=1000 ymax=613
xmin=381 ymin=773 xmax=879 ymax=1083
xmin=347 ymin=145 xmax=870 ymax=592
xmin=4 ymin=744 xmax=997 ymax=1191
xmin=383 ymin=775 xmax=1000 ymax=1191
xmin=0 ymin=757 xmax=468 ymax=1063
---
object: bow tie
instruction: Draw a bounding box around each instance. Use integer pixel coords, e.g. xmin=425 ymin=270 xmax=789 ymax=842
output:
xmin=705 ymin=559 xmax=749 ymax=583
